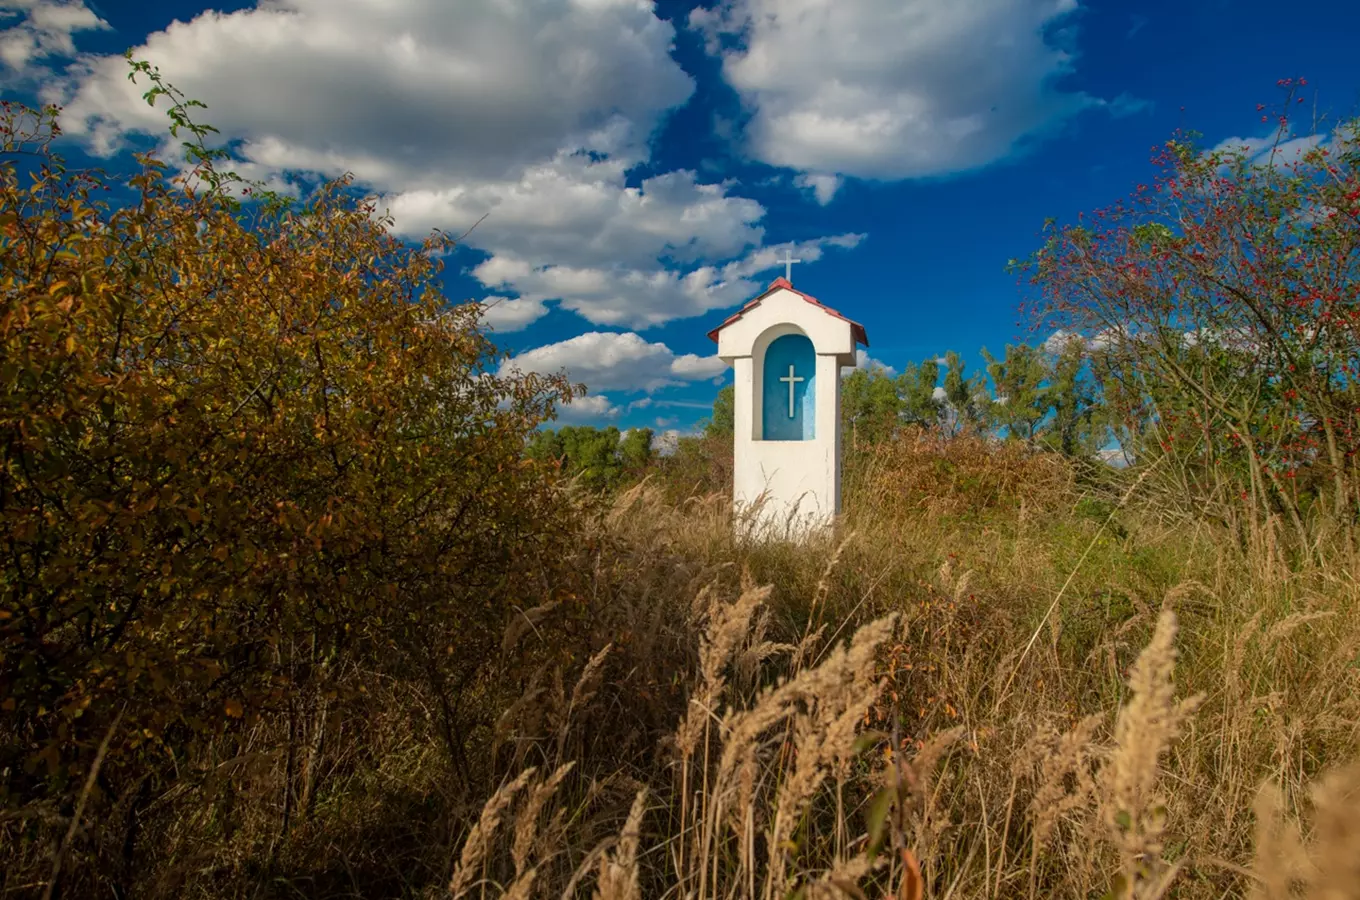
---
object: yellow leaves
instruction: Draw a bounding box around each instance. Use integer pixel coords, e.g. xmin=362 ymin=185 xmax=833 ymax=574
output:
xmin=3 ymin=95 xmax=576 ymax=817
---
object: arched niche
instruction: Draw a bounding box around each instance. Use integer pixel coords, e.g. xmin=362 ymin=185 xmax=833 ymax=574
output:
xmin=756 ymin=329 xmax=816 ymax=441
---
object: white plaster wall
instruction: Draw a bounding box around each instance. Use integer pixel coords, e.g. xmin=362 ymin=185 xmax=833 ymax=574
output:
xmin=719 ymin=288 xmax=855 ymax=540
xmin=717 ymin=290 xmax=856 ymax=363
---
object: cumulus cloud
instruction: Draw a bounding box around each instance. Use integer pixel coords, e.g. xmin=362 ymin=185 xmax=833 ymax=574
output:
xmin=385 ymin=162 xmax=765 ymax=271
xmin=478 ymin=296 xmax=551 ymax=333
xmin=794 ymin=173 xmax=843 ymax=205
xmin=1042 ymin=328 xmax=1087 ymax=354
xmin=1181 ymin=325 xmax=1264 ymax=356
xmin=470 ymin=231 xmax=863 ymax=329
xmin=54 ymin=0 xmax=693 ymax=179
xmin=1088 ymin=325 xmax=1136 ymax=352
xmin=1209 ymin=130 xmax=1325 ymax=170
xmin=1043 ymin=325 xmax=1138 ymax=354
xmin=1045 ymin=324 xmax=1268 ymax=359
xmin=724 ymin=233 xmax=866 ymax=279
xmin=555 ymin=392 xmax=620 ymax=421
xmin=474 ymin=252 xmax=753 ymax=330
xmin=656 ymin=428 xmax=698 ymax=457
xmin=848 ymin=348 xmax=896 ymax=376
xmin=500 ymin=331 xmax=727 ymax=393
xmin=690 ymin=0 xmax=1110 ymax=180
xmin=0 ymin=0 xmax=108 ymax=82
xmin=38 ymin=0 xmax=869 ymax=336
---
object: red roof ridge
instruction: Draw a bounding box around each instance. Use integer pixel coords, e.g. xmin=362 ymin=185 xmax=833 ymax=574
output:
xmin=707 ymin=277 xmax=868 ymax=348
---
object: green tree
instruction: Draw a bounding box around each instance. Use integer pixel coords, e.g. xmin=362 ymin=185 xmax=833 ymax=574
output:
xmin=527 ymin=424 xmax=652 ymax=491
xmin=842 ymin=366 xmax=904 ymax=446
xmin=1044 ymin=336 xmax=1101 ymax=457
xmin=620 ymin=427 xmax=655 ymax=471
xmin=981 ymin=343 xmax=1050 ymax=443
xmin=705 ymin=384 xmax=735 ymax=439
xmin=942 ymin=351 xmax=989 ymax=436
xmin=899 ymin=358 xmax=944 ymax=428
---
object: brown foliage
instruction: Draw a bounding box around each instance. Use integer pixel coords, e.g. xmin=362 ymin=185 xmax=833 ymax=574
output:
xmin=0 ymin=99 xmax=576 ymax=895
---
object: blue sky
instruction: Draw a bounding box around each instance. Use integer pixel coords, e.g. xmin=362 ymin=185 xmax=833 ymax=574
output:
xmin=3 ymin=0 xmax=1359 ymax=437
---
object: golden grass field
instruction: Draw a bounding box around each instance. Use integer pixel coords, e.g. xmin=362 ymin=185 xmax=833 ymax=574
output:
xmin=208 ymin=434 xmax=1360 ymax=898
xmin=5 ymin=430 xmax=1358 ymax=899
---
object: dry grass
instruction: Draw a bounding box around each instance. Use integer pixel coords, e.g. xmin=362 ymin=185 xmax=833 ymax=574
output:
xmin=7 ymin=434 xmax=1360 ymax=898
xmin=429 ymin=436 xmax=1359 ymax=899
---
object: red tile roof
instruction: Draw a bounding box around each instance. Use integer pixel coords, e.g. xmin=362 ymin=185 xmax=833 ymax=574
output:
xmin=707 ymin=277 xmax=869 ymax=347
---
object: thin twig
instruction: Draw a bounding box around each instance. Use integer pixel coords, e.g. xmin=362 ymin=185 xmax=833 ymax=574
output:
xmin=43 ymin=707 xmax=125 ymax=900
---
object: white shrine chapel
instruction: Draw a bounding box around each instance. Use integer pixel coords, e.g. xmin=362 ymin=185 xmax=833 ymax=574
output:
xmin=708 ymin=268 xmax=869 ymax=539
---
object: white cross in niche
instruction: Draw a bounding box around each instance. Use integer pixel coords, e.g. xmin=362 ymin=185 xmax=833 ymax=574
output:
xmin=778 ymin=249 xmax=801 ymax=282
xmin=779 ymin=364 xmax=804 ymax=418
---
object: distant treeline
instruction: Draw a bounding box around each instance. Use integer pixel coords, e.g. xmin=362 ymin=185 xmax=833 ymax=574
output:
xmin=535 ymin=112 xmax=1360 ymax=539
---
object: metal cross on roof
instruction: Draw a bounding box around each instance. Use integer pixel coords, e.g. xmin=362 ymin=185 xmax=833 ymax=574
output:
xmin=778 ymin=249 xmax=801 ymax=282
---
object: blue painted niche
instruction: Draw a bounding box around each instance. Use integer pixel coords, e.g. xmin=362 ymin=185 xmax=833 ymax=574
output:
xmin=761 ymin=333 xmax=816 ymax=441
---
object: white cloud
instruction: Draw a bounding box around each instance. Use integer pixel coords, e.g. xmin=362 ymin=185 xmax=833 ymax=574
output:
xmin=1042 ymin=328 xmax=1087 ymax=354
xmin=1209 ymin=130 xmax=1325 ymax=171
xmin=723 ymin=233 xmax=866 ymax=279
xmin=671 ymin=351 xmax=730 ymax=380
xmin=385 ymin=162 xmax=765 ymax=271
xmin=1048 ymin=324 xmax=1265 ymax=359
xmin=931 ymin=386 xmax=947 ymax=401
xmin=0 ymin=0 xmax=108 ymax=82
xmin=1181 ymin=325 xmax=1263 ymax=356
xmin=41 ymin=0 xmax=868 ymax=336
xmin=470 ymin=231 xmax=863 ymax=329
xmin=500 ymin=331 xmax=727 ymax=393
xmin=556 ymin=392 xmax=620 ymax=421
xmin=479 ymin=296 xmax=551 ymax=333
xmin=54 ymin=0 xmax=693 ymax=180
xmin=794 ymin=172 xmax=843 ymax=205
xmin=650 ymin=399 xmax=716 ymax=409
xmin=656 ymin=428 xmax=697 ymax=457
xmin=1044 ymin=325 xmax=1129 ymax=355
xmin=475 ymin=252 xmax=751 ymax=330
xmin=1089 ymin=325 xmax=1135 ymax=352
xmin=691 ymin=0 xmax=1108 ymax=180
xmin=849 ymin=348 xmax=896 ymax=376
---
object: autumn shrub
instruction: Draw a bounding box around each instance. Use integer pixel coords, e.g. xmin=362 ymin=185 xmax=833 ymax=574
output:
xmin=1020 ymin=82 xmax=1360 ymax=554
xmin=0 ymin=93 xmax=579 ymax=895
